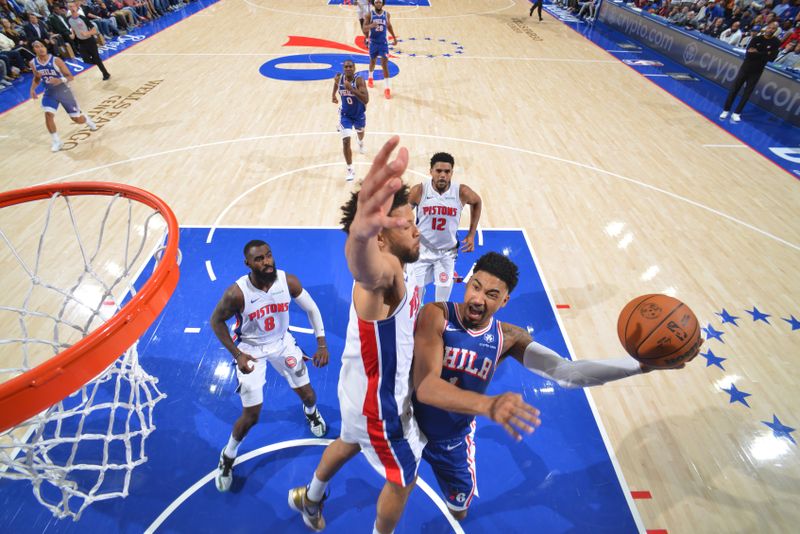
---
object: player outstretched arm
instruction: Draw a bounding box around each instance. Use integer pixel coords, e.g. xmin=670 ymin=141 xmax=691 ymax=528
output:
xmin=345 ymin=136 xmax=409 ymax=302
xmin=458 ymin=184 xmax=482 ymax=252
xmin=332 ymin=72 xmax=340 ymax=104
xmin=500 ymin=323 xmax=701 ymax=388
xmin=286 ymin=274 xmax=329 ymax=368
xmin=210 ymin=284 xmax=257 ymax=374
xmin=413 ymin=303 xmax=541 ymax=441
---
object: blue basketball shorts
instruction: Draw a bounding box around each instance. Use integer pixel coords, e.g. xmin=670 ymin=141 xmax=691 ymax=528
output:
xmin=421 ymin=420 xmax=478 ymax=511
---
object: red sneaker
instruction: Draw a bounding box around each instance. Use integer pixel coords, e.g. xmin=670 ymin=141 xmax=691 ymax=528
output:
xmin=367 ymin=78 xmax=374 ymax=88
xmin=384 ymin=88 xmax=391 ymax=99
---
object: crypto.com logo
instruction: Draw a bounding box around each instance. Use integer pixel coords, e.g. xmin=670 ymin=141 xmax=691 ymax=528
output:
xmin=260 ymin=36 xmax=400 ymax=81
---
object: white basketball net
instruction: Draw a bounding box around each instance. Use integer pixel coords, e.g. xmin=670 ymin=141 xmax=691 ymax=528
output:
xmin=0 ymin=191 xmax=170 ymax=520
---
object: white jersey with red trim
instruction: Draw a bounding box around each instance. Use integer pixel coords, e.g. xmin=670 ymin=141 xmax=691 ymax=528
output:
xmin=416 ymin=179 xmax=462 ymax=251
xmin=338 ymin=270 xmax=421 ymax=421
xmin=232 ymin=270 xmax=295 ymax=353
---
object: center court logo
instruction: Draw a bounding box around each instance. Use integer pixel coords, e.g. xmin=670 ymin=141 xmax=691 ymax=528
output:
xmin=260 ymin=35 xmax=400 ymax=82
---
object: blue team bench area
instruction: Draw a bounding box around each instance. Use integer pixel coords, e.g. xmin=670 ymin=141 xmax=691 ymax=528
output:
xmin=328 ymin=0 xmax=431 ymax=6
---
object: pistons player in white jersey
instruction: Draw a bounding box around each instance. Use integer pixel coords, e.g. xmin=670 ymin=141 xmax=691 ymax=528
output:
xmin=289 ymin=137 xmax=423 ymax=534
xmin=210 ymin=240 xmax=329 ymax=492
xmin=357 ymin=0 xmax=371 ymax=31
xmin=410 ymin=152 xmax=482 ymax=303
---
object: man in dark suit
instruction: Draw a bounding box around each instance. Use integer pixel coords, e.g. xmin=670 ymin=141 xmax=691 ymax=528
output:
xmin=24 ymin=11 xmax=69 ymax=58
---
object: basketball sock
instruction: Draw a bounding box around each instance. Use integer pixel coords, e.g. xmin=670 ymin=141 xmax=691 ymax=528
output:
xmin=51 ymin=132 xmax=60 ymax=142
xmin=347 ymin=164 xmax=354 ymax=171
xmin=306 ymin=473 xmax=328 ymax=505
xmin=373 ymin=522 xmax=393 ymax=534
xmin=303 ymin=403 xmax=317 ymax=415
xmin=223 ymin=434 xmax=241 ymax=458
xmin=384 ymin=78 xmax=390 ymax=89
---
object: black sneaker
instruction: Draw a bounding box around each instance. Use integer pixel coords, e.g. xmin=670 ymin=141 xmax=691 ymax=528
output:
xmin=305 ymin=408 xmax=328 ymax=437
xmin=215 ymin=450 xmax=235 ymax=492
xmin=102 ymin=73 xmax=111 ymax=81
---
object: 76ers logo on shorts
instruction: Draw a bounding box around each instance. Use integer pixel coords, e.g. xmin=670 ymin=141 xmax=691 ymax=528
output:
xmin=285 ymin=356 xmax=297 ymax=369
xmin=439 ymin=272 xmax=449 ymax=283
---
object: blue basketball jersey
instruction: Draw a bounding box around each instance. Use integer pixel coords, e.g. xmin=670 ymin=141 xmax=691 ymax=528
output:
xmin=338 ymin=74 xmax=366 ymax=118
xmin=413 ymin=302 xmax=504 ymax=440
xmin=33 ymin=55 xmax=65 ymax=92
xmin=369 ymin=9 xmax=388 ymax=44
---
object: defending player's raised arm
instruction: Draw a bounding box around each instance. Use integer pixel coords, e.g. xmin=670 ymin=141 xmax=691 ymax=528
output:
xmin=501 ymin=322 xmax=646 ymax=388
xmin=459 ymin=184 xmax=482 ymax=252
xmin=344 ymin=136 xmax=409 ymax=291
xmin=287 ymin=274 xmax=329 ymax=368
xmin=332 ymin=72 xmax=340 ymax=104
xmin=210 ymin=283 xmax=256 ymax=373
xmin=54 ymin=56 xmax=74 ymax=83
xmin=413 ymin=304 xmax=541 ymax=441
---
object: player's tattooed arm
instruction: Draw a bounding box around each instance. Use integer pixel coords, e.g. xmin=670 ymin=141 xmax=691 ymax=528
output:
xmin=210 ymin=284 xmax=256 ymax=373
xmin=499 ymin=322 xmax=533 ymax=363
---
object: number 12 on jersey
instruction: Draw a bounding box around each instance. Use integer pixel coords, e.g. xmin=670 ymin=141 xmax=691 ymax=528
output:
xmin=431 ymin=217 xmax=446 ymax=231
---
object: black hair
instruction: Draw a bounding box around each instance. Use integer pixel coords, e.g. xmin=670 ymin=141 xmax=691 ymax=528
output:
xmin=474 ymin=252 xmax=519 ymax=293
xmin=340 ymin=184 xmax=411 ymax=234
xmin=243 ymin=239 xmax=268 ymax=257
xmin=430 ymin=152 xmax=455 ymax=169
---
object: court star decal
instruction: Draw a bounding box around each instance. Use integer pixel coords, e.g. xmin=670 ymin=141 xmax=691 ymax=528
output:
xmin=702 ymin=324 xmax=725 ymax=343
xmin=700 ymin=349 xmax=726 ymax=370
xmin=781 ymin=315 xmax=800 ymax=331
xmin=722 ymin=384 xmax=752 ymax=408
xmin=762 ymin=415 xmax=796 ymax=444
xmin=716 ymin=309 xmax=740 ymax=326
xmin=745 ymin=306 xmax=771 ymax=324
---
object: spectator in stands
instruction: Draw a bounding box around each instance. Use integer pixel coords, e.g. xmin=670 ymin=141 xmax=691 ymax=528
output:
xmin=772 ymin=0 xmax=792 ymax=17
xmin=24 ymin=12 xmax=68 ymax=57
xmin=720 ymin=21 xmax=782 ymax=122
xmin=721 ymin=20 xmax=745 ymax=43
xmin=21 ymin=0 xmax=49 ymax=17
xmin=708 ymin=0 xmax=726 ymax=20
xmin=109 ymin=0 xmax=143 ymax=26
xmin=48 ymin=4 xmax=76 ymax=50
xmin=775 ymin=39 xmax=800 ymax=64
xmin=1 ymin=15 xmax=33 ymax=61
xmin=0 ymin=0 xmax=23 ymax=28
xmin=0 ymin=28 xmax=27 ymax=75
xmin=86 ymin=1 xmax=121 ymax=38
xmin=96 ymin=0 xmax=132 ymax=32
xmin=0 ymin=57 xmax=13 ymax=88
xmin=704 ymin=16 xmax=727 ymax=35
xmin=781 ymin=20 xmax=800 ymax=46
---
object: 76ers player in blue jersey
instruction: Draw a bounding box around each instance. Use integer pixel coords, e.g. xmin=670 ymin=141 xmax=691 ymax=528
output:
xmin=413 ymin=252 xmax=703 ymax=520
xmin=363 ymin=0 xmax=397 ymax=99
xmin=332 ymin=59 xmax=369 ymax=182
xmin=28 ymin=40 xmax=96 ymax=152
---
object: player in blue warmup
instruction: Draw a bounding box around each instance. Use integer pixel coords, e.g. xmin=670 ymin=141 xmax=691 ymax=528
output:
xmin=363 ymin=0 xmax=397 ymax=99
xmin=332 ymin=59 xmax=369 ymax=182
xmin=412 ymin=252 xmax=702 ymax=520
xmin=28 ymin=40 xmax=97 ymax=152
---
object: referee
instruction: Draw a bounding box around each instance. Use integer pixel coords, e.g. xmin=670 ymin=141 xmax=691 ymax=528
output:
xmin=67 ymin=1 xmax=111 ymax=81
xmin=719 ymin=21 xmax=781 ymax=123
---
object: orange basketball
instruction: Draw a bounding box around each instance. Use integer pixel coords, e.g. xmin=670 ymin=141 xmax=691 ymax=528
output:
xmin=617 ymin=294 xmax=701 ymax=369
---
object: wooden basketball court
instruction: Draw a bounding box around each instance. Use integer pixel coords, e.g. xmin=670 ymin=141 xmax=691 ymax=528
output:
xmin=1 ymin=1 xmax=798 ymax=532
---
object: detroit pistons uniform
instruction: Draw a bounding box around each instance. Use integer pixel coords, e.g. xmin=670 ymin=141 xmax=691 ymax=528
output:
xmin=368 ymin=8 xmax=389 ymax=59
xmin=232 ymin=270 xmax=309 ymax=407
xmin=338 ymin=271 xmax=425 ymax=487
xmin=338 ymin=73 xmax=366 ymax=137
xmin=413 ymin=302 xmax=504 ymax=511
xmin=33 ymin=54 xmax=81 ymax=117
xmin=412 ymin=179 xmax=463 ymax=301
xmin=357 ymin=0 xmax=370 ymax=21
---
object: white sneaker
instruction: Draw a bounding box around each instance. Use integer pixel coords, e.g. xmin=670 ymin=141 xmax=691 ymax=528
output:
xmin=51 ymin=139 xmax=63 ymax=152
xmin=731 ymin=113 xmax=741 ymax=123
xmin=305 ymin=407 xmax=327 ymax=437
xmin=358 ymin=142 xmax=365 ymax=155
xmin=719 ymin=111 xmax=729 ymax=120
xmin=215 ymin=450 xmax=235 ymax=492
xmin=345 ymin=168 xmax=355 ymax=182
xmin=86 ymin=118 xmax=97 ymax=131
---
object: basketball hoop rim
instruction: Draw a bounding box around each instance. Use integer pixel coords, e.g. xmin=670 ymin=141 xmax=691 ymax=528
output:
xmin=0 ymin=182 xmax=180 ymax=433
